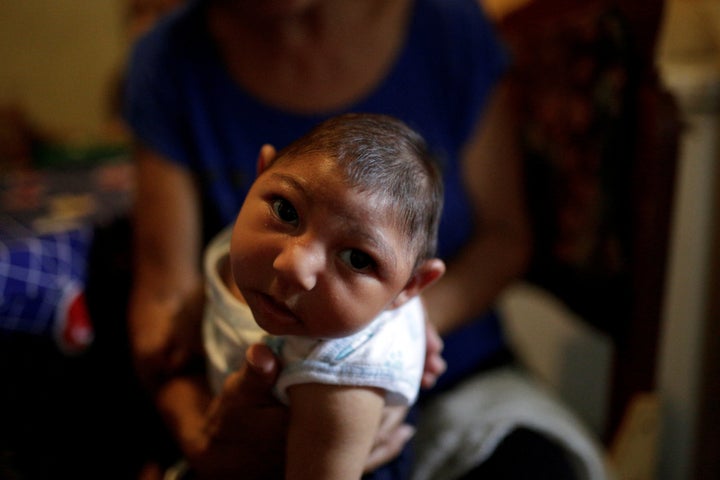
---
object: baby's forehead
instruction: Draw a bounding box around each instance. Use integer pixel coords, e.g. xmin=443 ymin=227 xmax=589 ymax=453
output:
xmin=272 ymin=151 xmax=410 ymax=215
xmin=271 ymin=153 xmax=364 ymax=194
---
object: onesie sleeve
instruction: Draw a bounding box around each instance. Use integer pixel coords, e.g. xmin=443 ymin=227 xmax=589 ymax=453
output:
xmin=272 ymin=297 xmax=427 ymax=406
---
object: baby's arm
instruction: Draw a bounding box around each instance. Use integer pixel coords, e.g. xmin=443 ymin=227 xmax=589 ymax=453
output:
xmin=285 ymin=383 xmax=385 ymax=480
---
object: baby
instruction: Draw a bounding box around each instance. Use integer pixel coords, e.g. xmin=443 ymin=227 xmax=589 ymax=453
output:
xmin=203 ymin=113 xmax=445 ymax=479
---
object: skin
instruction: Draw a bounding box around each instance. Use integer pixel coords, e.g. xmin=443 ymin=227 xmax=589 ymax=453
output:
xmin=127 ymin=0 xmax=531 ymax=477
xmin=208 ymin=0 xmax=412 ymax=114
xmin=227 ymin=147 xmax=444 ymax=479
xmin=231 ymin=149 xmax=441 ymax=338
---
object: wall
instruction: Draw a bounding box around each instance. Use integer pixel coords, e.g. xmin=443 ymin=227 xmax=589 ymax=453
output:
xmin=0 ymin=1 xmax=126 ymax=142
xmin=656 ymin=1 xmax=720 ymax=479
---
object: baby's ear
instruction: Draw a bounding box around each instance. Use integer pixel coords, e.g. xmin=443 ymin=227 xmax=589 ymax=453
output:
xmin=256 ymin=144 xmax=277 ymax=175
xmin=390 ymin=258 xmax=445 ymax=309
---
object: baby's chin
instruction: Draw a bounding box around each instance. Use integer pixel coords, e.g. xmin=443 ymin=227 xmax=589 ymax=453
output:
xmin=247 ymin=292 xmax=306 ymax=334
xmin=255 ymin=316 xmax=299 ymax=336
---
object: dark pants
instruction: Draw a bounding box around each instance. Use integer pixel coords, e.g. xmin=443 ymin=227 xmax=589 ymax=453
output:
xmin=364 ymin=404 xmax=579 ymax=480
xmin=456 ymin=427 xmax=578 ymax=479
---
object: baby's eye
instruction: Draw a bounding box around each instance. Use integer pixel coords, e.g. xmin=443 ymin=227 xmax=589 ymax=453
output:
xmin=339 ymin=249 xmax=375 ymax=272
xmin=271 ymin=197 xmax=299 ymax=225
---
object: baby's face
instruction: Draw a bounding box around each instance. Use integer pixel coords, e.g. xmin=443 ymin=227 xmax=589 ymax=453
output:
xmin=230 ymin=154 xmax=415 ymax=338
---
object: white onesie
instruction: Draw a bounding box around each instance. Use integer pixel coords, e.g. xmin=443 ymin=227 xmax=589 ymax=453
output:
xmin=203 ymin=227 xmax=426 ymax=406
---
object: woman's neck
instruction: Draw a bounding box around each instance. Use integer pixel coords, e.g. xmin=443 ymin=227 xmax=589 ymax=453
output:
xmin=208 ymin=0 xmax=412 ymax=113
xmin=212 ymin=1 xmax=397 ymax=45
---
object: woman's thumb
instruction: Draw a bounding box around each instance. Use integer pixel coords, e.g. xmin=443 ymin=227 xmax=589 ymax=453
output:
xmin=245 ymin=343 xmax=280 ymax=382
xmin=222 ymin=343 xmax=280 ymax=404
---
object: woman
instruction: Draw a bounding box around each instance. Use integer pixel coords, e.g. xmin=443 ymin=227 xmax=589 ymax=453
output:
xmin=124 ymin=0 xmax=595 ymax=478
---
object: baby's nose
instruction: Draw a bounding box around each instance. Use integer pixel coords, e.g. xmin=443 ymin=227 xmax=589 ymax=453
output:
xmin=273 ymin=238 xmax=325 ymax=291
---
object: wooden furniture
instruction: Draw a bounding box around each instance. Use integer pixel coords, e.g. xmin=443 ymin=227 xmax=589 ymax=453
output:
xmin=498 ymin=0 xmax=681 ymax=442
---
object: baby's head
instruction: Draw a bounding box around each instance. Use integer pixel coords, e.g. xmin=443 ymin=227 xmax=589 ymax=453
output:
xmin=273 ymin=113 xmax=444 ymax=264
xmin=231 ymin=113 xmax=445 ymax=338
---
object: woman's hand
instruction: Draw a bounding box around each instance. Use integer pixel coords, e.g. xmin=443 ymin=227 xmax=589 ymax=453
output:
xmin=364 ymin=319 xmax=446 ymax=472
xmin=193 ymin=344 xmax=288 ymax=479
xmin=421 ymin=319 xmax=446 ymax=389
xmin=364 ymin=404 xmax=415 ymax=473
xmin=197 ymin=343 xmax=425 ymax=477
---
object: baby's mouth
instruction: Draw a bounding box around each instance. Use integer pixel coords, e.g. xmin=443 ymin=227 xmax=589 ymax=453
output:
xmin=254 ymin=292 xmax=301 ymax=328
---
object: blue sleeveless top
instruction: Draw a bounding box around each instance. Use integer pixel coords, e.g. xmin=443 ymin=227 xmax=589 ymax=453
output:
xmin=124 ymin=0 xmax=510 ymax=393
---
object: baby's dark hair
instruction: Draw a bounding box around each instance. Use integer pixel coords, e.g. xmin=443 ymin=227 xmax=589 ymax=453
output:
xmin=275 ymin=113 xmax=444 ymax=263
